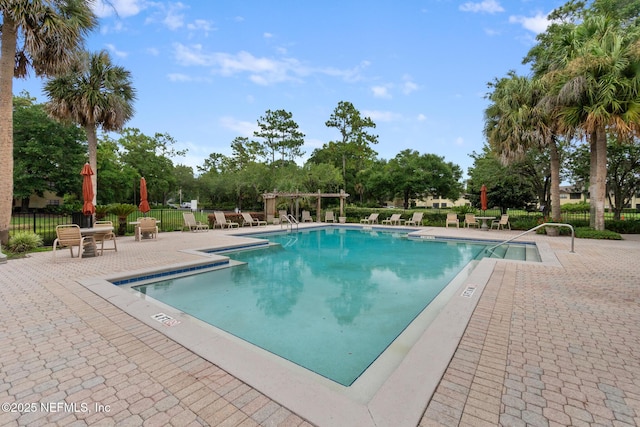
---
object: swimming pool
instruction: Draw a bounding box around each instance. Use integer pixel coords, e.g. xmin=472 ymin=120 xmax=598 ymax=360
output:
xmin=130 ymin=227 xmax=507 ymax=386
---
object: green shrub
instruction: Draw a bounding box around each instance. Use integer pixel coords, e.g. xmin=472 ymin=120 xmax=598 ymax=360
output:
xmin=574 ymin=227 xmax=622 ymax=240
xmin=6 ymin=232 xmax=44 ymax=253
xmin=604 ymin=219 xmax=640 ymax=234
xmin=561 ymin=202 xmax=590 ymax=213
xmin=452 ymin=205 xmax=477 ymax=215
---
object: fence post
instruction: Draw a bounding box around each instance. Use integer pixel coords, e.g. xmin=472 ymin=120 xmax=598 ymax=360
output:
xmin=33 ymin=211 xmax=37 ymax=234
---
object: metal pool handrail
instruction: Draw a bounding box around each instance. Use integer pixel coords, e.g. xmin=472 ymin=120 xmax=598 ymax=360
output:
xmin=280 ymin=214 xmax=299 ymax=232
xmin=484 ymin=223 xmax=575 ymax=257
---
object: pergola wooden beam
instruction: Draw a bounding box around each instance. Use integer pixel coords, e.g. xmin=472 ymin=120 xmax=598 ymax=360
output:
xmin=262 ymin=190 xmax=350 ymax=221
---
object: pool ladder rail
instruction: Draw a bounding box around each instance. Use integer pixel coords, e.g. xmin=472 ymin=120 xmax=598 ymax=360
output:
xmin=484 ymin=222 xmax=575 ymax=258
xmin=280 ymin=214 xmax=299 ymax=232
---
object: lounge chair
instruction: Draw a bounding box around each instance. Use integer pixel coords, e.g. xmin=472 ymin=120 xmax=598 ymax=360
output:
xmin=94 ymin=220 xmax=117 ymax=254
xmin=381 ymin=213 xmax=403 ymax=225
xmin=325 ymin=211 xmax=336 ymax=223
xmin=183 ymin=212 xmax=209 ymax=232
xmin=53 ymin=224 xmax=96 ymax=259
xmin=405 ymin=212 xmax=424 ymax=226
xmin=464 ymin=213 xmax=479 ymax=228
xmin=491 ymin=214 xmax=511 ymax=230
xmin=360 ymin=213 xmax=379 ymax=224
xmin=301 ymin=210 xmax=313 ymax=222
xmin=445 ymin=213 xmax=459 ymax=228
xmin=213 ymin=211 xmax=239 ymax=229
xmin=136 ymin=217 xmax=158 ymax=240
xmin=241 ymin=212 xmax=267 ymax=227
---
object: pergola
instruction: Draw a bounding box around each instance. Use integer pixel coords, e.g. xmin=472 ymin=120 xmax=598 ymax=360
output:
xmin=262 ymin=189 xmax=349 ymax=222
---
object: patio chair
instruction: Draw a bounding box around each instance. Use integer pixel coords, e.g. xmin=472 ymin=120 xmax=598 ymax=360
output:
xmin=405 ymin=212 xmax=424 ymax=226
xmin=94 ymin=220 xmax=117 ymax=254
xmin=213 ymin=211 xmax=239 ymax=229
xmin=464 ymin=213 xmax=479 ymax=228
xmin=183 ymin=212 xmax=209 ymax=232
xmin=241 ymin=212 xmax=267 ymax=227
xmin=381 ymin=213 xmax=402 ymax=225
xmin=136 ymin=217 xmax=158 ymax=240
xmin=52 ymin=224 xmax=96 ymax=260
xmin=325 ymin=211 xmax=336 ymax=223
xmin=301 ymin=210 xmax=313 ymax=222
xmin=491 ymin=214 xmax=511 ymax=230
xmin=446 ymin=213 xmax=459 ymax=228
xmin=360 ymin=213 xmax=379 ymax=224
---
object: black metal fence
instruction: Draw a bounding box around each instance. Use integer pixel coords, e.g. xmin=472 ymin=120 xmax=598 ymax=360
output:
xmin=9 ymin=207 xmax=640 ymax=246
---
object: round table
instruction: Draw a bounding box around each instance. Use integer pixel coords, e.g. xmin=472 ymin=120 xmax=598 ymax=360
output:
xmin=474 ymin=216 xmax=495 ymax=231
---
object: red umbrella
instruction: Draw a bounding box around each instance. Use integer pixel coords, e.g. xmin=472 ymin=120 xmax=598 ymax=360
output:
xmin=139 ymin=177 xmax=151 ymax=214
xmin=81 ymin=163 xmax=95 ymax=216
xmin=480 ymin=184 xmax=488 ymax=211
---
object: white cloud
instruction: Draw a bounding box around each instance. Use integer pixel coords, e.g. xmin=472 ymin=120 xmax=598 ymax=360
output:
xmin=92 ymin=0 xmax=145 ymax=18
xmin=187 ymin=19 xmax=215 ymax=35
xmin=417 ymin=114 xmax=427 ymax=121
xmin=264 ymin=32 xmax=274 ymax=38
xmin=401 ymin=77 xmax=419 ymax=95
xmin=455 ymin=137 xmax=465 ymax=146
xmin=167 ymin=73 xmax=211 ymax=83
xmin=146 ymin=47 xmax=160 ymax=56
xmin=509 ymin=12 xmax=550 ymax=34
xmin=219 ymin=116 xmax=257 ymax=137
xmin=372 ymin=85 xmax=392 ymax=99
xmin=105 ymin=43 xmax=128 ymax=58
xmin=459 ymin=0 xmax=504 ymax=14
xmin=172 ymin=43 xmax=367 ymax=86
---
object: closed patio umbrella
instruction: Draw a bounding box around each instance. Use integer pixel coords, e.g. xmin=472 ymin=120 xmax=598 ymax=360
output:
xmin=480 ymin=184 xmax=488 ymax=211
xmin=139 ymin=177 xmax=151 ymax=214
xmin=81 ymin=163 xmax=95 ymax=216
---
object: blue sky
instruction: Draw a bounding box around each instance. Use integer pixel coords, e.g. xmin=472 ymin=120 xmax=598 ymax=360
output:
xmin=14 ymin=0 xmax=565 ymax=177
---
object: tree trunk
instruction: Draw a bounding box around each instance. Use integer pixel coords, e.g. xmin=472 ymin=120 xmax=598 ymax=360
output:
xmin=0 ymin=18 xmax=18 ymax=245
xmin=593 ymin=127 xmax=607 ymax=231
xmin=549 ymin=138 xmax=562 ymax=222
xmin=85 ymin=124 xmax=98 ymax=206
xmin=589 ymin=131 xmax=598 ymax=229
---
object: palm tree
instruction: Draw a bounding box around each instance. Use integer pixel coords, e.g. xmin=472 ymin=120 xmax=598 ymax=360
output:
xmin=484 ymin=72 xmax=563 ymax=223
xmin=550 ymin=16 xmax=640 ymax=230
xmin=0 ymin=1 xmax=96 ymax=244
xmin=44 ymin=50 xmax=136 ymax=208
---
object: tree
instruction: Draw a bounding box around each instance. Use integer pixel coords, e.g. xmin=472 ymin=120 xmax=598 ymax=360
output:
xmin=386 ymin=150 xmax=463 ymax=209
xmin=467 ymin=148 xmax=538 ymax=213
xmin=315 ymin=101 xmax=378 ymax=195
xmin=0 ymin=0 xmax=97 ymax=244
xmin=253 ymin=109 xmax=305 ymax=165
xmin=484 ymin=72 xmax=563 ymax=221
xmin=13 ymin=93 xmax=87 ymax=209
xmin=43 ymin=49 xmax=136 ymax=210
xmin=117 ymin=128 xmax=185 ymax=205
xmin=95 ymin=134 xmax=137 ymax=204
xmin=551 ymin=15 xmax=640 ymax=229
xmin=568 ymin=137 xmax=640 ymax=220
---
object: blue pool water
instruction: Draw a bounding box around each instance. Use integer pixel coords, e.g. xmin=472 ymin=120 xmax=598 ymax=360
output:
xmin=132 ymin=228 xmax=490 ymax=386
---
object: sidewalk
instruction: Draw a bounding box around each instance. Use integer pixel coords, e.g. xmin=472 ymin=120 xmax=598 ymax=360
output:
xmin=0 ymin=226 xmax=639 ymax=426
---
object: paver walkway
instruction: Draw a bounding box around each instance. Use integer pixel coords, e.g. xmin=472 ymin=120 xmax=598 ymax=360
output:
xmin=1 ymin=226 xmax=639 ymax=426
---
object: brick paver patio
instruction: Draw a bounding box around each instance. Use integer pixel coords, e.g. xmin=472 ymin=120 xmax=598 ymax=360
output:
xmin=1 ymin=225 xmax=639 ymax=426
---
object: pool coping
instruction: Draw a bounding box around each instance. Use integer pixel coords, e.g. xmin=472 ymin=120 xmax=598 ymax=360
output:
xmin=78 ymin=225 xmax=559 ymax=426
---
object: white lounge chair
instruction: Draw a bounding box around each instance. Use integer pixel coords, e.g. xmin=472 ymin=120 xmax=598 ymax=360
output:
xmin=52 ymin=224 xmax=96 ymax=260
xmin=94 ymin=220 xmax=118 ymax=254
xmin=491 ymin=214 xmax=511 ymax=230
xmin=325 ymin=211 xmax=336 ymax=223
xmin=361 ymin=213 xmax=379 ymax=224
xmin=183 ymin=212 xmax=209 ymax=232
xmin=405 ymin=212 xmax=424 ymax=226
xmin=301 ymin=210 xmax=313 ymax=222
xmin=464 ymin=213 xmax=479 ymax=228
xmin=136 ymin=217 xmax=158 ymax=240
xmin=445 ymin=213 xmax=459 ymax=228
xmin=241 ymin=212 xmax=267 ymax=227
xmin=213 ymin=211 xmax=239 ymax=229
xmin=381 ymin=214 xmax=403 ymax=225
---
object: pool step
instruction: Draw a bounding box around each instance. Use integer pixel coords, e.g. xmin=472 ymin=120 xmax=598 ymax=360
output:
xmin=483 ymin=243 xmax=540 ymax=262
xmin=504 ymin=245 xmax=525 ymax=260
